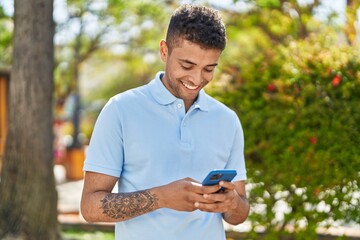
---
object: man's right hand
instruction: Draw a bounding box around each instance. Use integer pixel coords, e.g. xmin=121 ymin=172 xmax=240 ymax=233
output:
xmin=153 ymin=177 xmax=221 ymax=212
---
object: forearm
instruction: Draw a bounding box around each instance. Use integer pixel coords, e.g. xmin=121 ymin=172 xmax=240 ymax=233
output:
xmin=222 ymin=193 xmax=250 ymax=225
xmin=81 ymin=189 xmax=160 ymax=223
xmin=81 ymin=176 xmax=220 ymax=223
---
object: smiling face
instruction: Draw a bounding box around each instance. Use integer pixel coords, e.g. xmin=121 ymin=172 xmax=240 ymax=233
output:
xmin=160 ymin=39 xmax=222 ymax=111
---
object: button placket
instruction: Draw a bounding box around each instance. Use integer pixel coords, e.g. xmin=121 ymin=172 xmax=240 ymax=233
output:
xmin=180 ymin=111 xmax=194 ymax=149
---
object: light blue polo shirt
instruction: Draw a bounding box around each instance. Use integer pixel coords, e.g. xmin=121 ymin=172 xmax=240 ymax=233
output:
xmin=84 ymin=71 xmax=247 ymax=240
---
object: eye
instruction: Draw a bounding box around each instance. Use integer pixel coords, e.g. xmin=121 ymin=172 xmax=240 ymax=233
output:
xmin=181 ymin=64 xmax=192 ymax=70
xmin=204 ymin=68 xmax=215 ymax=73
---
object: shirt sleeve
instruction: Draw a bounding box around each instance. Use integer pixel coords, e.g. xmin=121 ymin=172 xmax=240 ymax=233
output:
xmin=225 ymin=112 xmax=247 ymax=181
xmin=83 ymin=97 xmax=124 ymax=178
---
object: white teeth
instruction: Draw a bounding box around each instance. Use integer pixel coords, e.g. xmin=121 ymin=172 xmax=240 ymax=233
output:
xmin=182 ymin=81 xmax=198 ymax=90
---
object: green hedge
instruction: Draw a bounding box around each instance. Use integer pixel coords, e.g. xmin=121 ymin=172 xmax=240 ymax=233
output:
xmin=210 ymin=27 xmax=360 ymax=239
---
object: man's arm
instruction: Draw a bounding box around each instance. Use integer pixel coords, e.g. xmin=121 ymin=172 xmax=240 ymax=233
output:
xmin=80 ymin=171 xmax=160 ymax=222
xmin=221 ymin=181 xmax=250 ymax=225
xmin=81 ymin=171 xmax=221 ymax=223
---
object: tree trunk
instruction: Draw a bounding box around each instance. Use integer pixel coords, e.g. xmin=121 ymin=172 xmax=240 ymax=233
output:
xmin=0 ymin=0 xmax=60 ymax=239
xmin=345 ymin=0 xmax=359 ymax=46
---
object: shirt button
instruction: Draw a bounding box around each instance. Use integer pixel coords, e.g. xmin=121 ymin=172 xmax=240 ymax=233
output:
xmin=177 ymin=103 xmax=182 ymax=108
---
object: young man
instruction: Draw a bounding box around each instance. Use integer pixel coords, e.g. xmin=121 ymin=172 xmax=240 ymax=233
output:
xmin=81 ymin=4 xmax=249 ymax=240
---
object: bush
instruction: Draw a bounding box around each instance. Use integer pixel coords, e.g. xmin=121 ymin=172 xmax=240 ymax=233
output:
xmin=210 ymin=27 xmax=360 ymax=239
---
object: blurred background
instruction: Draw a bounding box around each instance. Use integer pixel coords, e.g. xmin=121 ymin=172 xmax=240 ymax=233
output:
xmin=0 ymin=0 xmax=359 ymax=239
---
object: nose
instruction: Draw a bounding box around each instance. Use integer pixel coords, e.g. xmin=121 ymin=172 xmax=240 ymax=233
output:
xmin=188 ymin=69 xmax=203 ymax=86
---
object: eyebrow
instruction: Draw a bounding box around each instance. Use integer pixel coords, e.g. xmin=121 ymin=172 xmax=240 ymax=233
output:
xmin=179 ymin=59 xmax=218 ymax=67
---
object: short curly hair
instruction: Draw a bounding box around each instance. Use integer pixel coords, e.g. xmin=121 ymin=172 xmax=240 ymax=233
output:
xmin=166 ymin=5 xmax=226 ymax=52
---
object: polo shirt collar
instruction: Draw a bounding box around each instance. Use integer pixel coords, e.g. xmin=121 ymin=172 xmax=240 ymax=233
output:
xmin=149 ymin=72 xmax=177 ymax=105
xmin=192 ymin=89 xmax=209 ymax=112
xmin=149 ymin=71 xmax=209 ymax=112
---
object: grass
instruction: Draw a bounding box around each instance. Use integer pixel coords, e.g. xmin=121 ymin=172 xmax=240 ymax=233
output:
xmin=61 ymin=229 xmax=115 ymax=240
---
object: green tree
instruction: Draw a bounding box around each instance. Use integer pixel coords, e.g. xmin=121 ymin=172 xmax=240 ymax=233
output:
xmin=55 ymin=0 xmax=122 ymax=148
xmin=55 ymin=0 xmax=171 ymax=145
xmin=0 ymin=3 xmax=13 ymax=67
xmin=0 ymin=0 xmax=59 ymax=239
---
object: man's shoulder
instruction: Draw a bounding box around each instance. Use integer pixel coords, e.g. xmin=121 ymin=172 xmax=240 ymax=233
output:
xmin=110 ymin=72 xmax=161 ymax=103
xmin=100 ymin=84 xmax=151 ymax=116
xmin=205 ymin=93 xmax=237 ymax=116
xmin=110 ymin=84 xmax=150 ymax=103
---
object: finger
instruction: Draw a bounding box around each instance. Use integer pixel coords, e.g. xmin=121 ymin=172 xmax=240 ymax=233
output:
xmin=205 ymin=188 xmax=239 ymax=204
xmin=219 ymin=181 xmax=235 ymax=191
xmin=191 ymin=182 xmax=221 ymax=194
xmin=191 ymin=193 xmax=217 ymax=204
xmin=190 ymin=181 xmax=202 ymax=188
xmin=203 ymin=192 xmax=227 ymax=202
xmin=195 ymin=201 xmax=230 ymax=213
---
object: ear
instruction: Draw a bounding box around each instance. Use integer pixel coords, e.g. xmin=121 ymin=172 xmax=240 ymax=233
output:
xmin=159 ymin=40 xmax=168 ymax=62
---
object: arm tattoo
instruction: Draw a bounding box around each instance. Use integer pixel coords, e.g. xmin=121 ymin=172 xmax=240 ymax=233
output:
xmin=100 ymin=190 xmax=159 ymax=220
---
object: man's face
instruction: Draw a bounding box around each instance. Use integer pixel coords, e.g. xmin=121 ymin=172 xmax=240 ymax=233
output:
xmin=159 ymin=39 xmax=222 ymax=110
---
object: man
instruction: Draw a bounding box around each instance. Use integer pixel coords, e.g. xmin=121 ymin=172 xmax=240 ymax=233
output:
xmin=81 ymin=4 xmax=249 ymax=240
